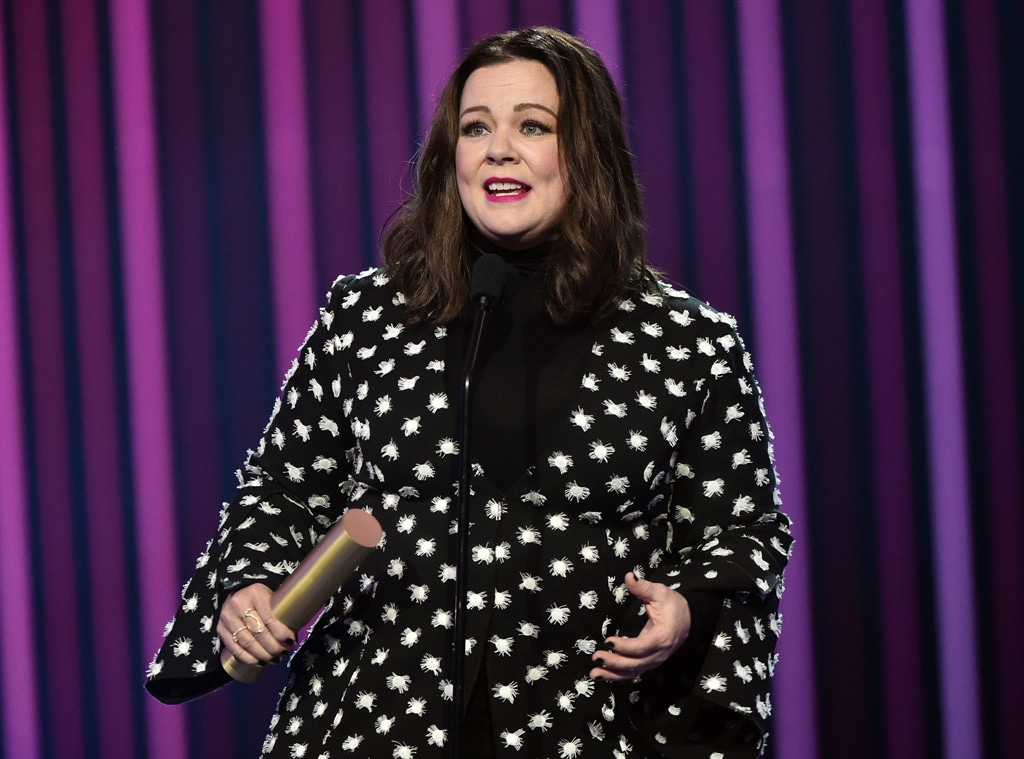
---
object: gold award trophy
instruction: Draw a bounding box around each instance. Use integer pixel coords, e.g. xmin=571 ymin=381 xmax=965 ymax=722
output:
xmin=221 ymin=508 xmax=383 ymax=682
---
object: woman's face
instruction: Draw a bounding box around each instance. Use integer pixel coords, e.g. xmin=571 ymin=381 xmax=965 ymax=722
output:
xmin=456 ymin=59 xmax=567 ymax=251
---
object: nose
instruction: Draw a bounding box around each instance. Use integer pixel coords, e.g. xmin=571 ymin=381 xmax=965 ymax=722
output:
xmin=486 ymin=126 xmax=517 ymax=164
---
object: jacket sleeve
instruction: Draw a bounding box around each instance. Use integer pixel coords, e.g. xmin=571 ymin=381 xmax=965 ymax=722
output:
xmin=144 ymin=275 xmax=360 ymax=704
xmin=620 ymin=310 xmax=794 ymax=758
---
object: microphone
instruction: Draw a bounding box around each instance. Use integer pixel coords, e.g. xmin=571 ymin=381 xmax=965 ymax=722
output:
xmin=470 ymin=252 xmax=507 ymax=310
xmin=449 ymin=253 xmax=507 ymax=757
xmin=221 ymin=508 xmax=383 ymax=683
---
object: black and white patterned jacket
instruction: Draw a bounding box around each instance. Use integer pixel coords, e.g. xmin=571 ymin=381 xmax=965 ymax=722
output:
xmin=146 ymin=268 xmax=793 ymax=759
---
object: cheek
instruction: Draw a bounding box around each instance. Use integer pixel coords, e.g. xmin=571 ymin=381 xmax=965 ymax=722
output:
xmin=555 ymin=155 xmax=569 ymax=208
xmin=455 ymin=145 xmax=476 ymax=190
xmin=549 ymin=160 xmax=568 ymax=209
xmin=540 ymin=147 xmax=564 ymax=186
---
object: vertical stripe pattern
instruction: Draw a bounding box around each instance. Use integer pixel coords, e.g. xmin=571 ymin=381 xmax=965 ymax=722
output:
xmin=0 ymin=3 xmax=1020 ymax=758
xmin=735 ymin=4 xmax=815 ymax=758
xmin=108 ymin=1 xmax=185 ymax=758
xmin=0 ymin=3 xmax=40 ymax=757
xmin=258 ymin=0 xmax=318 ymax=372
xmin=904 ymin=1 xmax=980 ymax=757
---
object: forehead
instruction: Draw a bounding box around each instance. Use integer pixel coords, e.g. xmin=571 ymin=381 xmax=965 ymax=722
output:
xmin=459 ymin=59 xmax=559 ymax=111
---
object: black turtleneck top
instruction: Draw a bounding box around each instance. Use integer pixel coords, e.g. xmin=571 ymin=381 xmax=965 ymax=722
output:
xmin=446 ymin=242 xmax=594 ymax=491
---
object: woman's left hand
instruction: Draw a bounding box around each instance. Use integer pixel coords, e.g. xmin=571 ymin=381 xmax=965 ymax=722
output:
xmin=589 ymin=572 xmax=692 ymax=682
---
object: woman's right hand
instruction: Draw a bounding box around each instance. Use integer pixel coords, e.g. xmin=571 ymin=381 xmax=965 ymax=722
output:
xmin=216 ymin=583 xmax=296 ymax=667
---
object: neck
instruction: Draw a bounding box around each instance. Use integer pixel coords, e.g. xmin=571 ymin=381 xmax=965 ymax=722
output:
xmin=468 ymin=233 xmax=553 ymax=277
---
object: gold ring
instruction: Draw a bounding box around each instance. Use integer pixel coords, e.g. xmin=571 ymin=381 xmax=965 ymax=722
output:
xmin=242 ymin=608 xmax=265 ymax=637
xmin=231 ymin=625 xmax=247 ymax=642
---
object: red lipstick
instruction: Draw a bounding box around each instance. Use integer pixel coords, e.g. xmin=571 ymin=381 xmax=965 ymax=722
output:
xmin=484 ymin=176 xmax=531 ymax=202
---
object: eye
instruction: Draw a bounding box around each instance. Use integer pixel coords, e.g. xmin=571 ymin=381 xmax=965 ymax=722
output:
xmin=460 ymin=120 xmax=488 ymax=137
xmin=521 ymin=119 xmax=553 ymax=136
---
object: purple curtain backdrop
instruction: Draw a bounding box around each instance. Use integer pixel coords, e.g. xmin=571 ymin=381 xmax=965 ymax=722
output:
xmin=1 ymin=1 xmax=1021 ymax=758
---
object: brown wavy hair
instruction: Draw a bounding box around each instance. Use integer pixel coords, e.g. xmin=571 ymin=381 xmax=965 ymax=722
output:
xmin=381 ymin=27 xmax=657 ymax=327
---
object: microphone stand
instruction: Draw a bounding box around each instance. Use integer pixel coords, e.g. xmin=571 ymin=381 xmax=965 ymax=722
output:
xmin=449 ymin=268 xmax=502 ymax=759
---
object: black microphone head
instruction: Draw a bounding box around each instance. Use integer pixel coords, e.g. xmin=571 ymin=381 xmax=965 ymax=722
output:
xmin=470 ymin=253 xmax=507 ymax=311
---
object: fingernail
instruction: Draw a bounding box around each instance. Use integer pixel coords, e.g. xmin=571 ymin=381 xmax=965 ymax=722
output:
xmin=604 ymin=640 xmax=616 ymax=650
xmin=285 ymin=638 xmax=296 ymax=647
xmin=272 ymin=656 xmax=282 ymax=664
xmin=593 ymin=657 xmax=605 ymax=667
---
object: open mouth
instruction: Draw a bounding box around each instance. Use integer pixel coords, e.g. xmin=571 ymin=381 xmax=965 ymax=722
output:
xmin=486 ymin=180 xmax=530 ymax=197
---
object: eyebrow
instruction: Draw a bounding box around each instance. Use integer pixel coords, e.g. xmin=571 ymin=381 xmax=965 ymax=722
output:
xmin=459 ymin=103 xmax=558 ymax=119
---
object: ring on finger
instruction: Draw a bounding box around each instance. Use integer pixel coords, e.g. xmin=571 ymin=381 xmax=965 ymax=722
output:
xmin=242 ymin=608 xmax=265 ymax=637
xmin=230 ymin=625 xmax=247 ymax=643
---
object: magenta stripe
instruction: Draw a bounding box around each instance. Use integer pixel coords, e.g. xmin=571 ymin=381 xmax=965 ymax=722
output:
xmin=904 ymin=2 xmax=981 ymax=757
xmin=735 ymin=2 xmax=817 ymax=757
xmin=412 ymin=0 xmax=460 ymax=139
xmin=107 ymin=1 xmax=187 ymax=758
xmin=571 ymin=0 xmax=624 ymax=91
xmin=259 ymin=0 xmax=318 ymax=371
xmin=60 ymin=0 xmax=136 ymax=755
xmin=8 ymin=1 xmax=87 ymax=754
xmin=0 ymin=6 xmax=41 ymax=756
xmin=848 ymin=1 xmax=929 ymax=755
xmin=963 ymin=0 xmax=1024 ymax=750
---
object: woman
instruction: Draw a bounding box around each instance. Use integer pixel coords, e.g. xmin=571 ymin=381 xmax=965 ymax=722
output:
xmin=147 ymin=27 xmax=792 ymax=759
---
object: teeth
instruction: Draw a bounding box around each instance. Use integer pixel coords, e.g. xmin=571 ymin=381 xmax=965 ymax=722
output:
xmin=487 ymin=181 xmax=526 ymax=193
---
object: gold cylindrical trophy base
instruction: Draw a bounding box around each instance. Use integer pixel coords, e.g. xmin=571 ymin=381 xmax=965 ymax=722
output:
xmin=220 ymin=508 xmax=382 ymax=682
xmin=221 ymin=650 xmax=266 ymax=683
